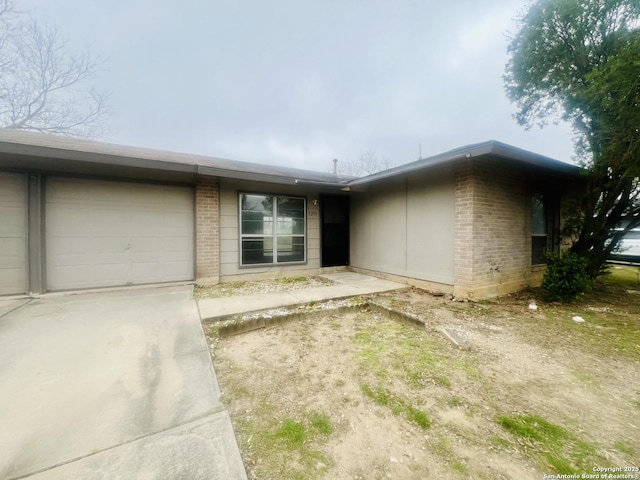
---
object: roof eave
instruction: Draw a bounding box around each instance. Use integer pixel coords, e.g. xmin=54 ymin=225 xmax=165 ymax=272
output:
xmin=346 ymin=140 xmax=582 ymax=186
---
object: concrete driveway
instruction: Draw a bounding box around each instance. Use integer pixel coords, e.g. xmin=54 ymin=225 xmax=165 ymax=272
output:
xmin=0 ymin=286 xmax=246 ymax=480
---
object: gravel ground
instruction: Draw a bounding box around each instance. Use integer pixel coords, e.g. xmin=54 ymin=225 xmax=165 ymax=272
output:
xmin=195 ymin=276 xmax=334 ymax=299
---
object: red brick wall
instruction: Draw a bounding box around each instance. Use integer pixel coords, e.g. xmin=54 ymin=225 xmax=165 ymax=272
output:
xmin=195 ymin=176 xmax=220 ymax=284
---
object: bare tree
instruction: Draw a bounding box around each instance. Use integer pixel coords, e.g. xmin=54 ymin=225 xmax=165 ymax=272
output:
xmin=335 ymin=151 xmax=395 ymax=177
xmin=0 ymin=0 xmax=108 ymax=137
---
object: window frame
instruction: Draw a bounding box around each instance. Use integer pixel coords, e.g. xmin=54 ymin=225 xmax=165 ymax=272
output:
xmin=238 ymin=192 xmax=307 ymax=267
xmin=531 ymin=192 xmax=548 ymax=266
xmin=531 ymin=191 xmax=561 ymax=266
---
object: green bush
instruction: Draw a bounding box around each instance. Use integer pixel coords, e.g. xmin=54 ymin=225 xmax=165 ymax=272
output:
xmin=541 ymin=252 xmax=593 ymax=302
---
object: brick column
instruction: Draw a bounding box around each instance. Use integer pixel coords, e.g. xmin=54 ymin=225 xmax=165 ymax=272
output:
xmin=195 ymin=176 xmax=220 ymax=285
xmin=454 ymin=160 xmax=474 ymax=289
xmin=455 ymin=158 xmax=530 ymax=298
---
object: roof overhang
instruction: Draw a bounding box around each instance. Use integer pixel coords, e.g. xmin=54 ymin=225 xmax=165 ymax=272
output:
xmin=0 ymin=130 xmax=347 ymax=187
xmin=347 ymin=140 xmax=583 ymax=187
xmin=0 ymin=132 xmax=583 ymax=189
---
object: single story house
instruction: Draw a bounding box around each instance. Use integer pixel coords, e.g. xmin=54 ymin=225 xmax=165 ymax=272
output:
xmin=0 ymin=130 xmax=583 ymax=299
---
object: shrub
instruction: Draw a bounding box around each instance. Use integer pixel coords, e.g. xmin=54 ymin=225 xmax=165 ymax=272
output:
xmin=541 ymin=252 xmax=593 ymax=302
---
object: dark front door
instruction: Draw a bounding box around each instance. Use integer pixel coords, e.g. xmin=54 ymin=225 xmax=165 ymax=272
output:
xmin=321 ymin=194 xmax=350 ymax=267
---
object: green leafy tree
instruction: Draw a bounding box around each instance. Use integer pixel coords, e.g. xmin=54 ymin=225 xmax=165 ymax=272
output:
xmin=505 ymin=0 xmax=640 ymax=278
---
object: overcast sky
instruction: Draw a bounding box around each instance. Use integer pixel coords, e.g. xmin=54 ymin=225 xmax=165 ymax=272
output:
xmin=20 ymin=0 xmax=575 ymax=172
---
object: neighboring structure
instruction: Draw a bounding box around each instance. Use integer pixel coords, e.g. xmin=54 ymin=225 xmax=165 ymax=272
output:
xmin=0 ymin=131 xmax=583 ymax=298
xmin=610 ymin=228 xmax=640 ymax=262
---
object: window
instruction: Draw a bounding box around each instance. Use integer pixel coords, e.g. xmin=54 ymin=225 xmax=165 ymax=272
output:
xmin=240 ymin=193 xmax=306 ymax=265
xmin=531 ymin=193 xmax=547 ymax=265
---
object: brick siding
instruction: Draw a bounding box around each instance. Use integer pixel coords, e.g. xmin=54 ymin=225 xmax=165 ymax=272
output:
xmin=195 ymin=176 xmax=220 ymax=285
xmin=454 ymin=158 xmax=532 ymax=297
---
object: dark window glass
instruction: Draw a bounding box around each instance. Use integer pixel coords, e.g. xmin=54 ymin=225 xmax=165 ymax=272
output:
xmin=241 ymin=238 xmax=274 ymax=265
xmin=531 ymin=193 xmax=547 ymax=265
xmin=240 ymin=194 xmax=305 ymax=265
xmin=276 ymin=236 xmax=305 ymax=263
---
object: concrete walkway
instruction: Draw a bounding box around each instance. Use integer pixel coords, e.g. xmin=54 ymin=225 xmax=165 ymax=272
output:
xmin=198 ymin=271 xmax=408 ymax=321
xmin=0 ymin=286 xmax=246 ymax=480
xmin=0 ymin=272 xmax=405 ymax=479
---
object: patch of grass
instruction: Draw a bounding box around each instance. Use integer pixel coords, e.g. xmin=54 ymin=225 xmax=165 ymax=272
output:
xmin=498 ymin=415 xmax=567 ymax=444
xmin=406 ymin=405 xmax=431 ymax=428
xmin=477 ymin=298 xmax=498 ymax=305
xmin=491 ymin=436 xmax=512 ymax=449
xmin=276 ymin=418 xmax=306 ymax=448
xmin=432 ymin=374 xmax=452 ymax=388
xmin=614 ymin=440 xmax=635 ymax=456
xmin=431 ymin=435 xmax=468 ymax=475
xmin=497 ymin=414 xmax=604 ymax=474
xmin=361 ymin=383 xmax=430 ymax=429
xmin=570 ymin=368 xmax=604 ymax=395
xmin=605 ymin=265 xmax=640 ymax=287
xmin=279 ymin=276 xmax=308 ymax=284
xmin=309 ymin=412 xmax=333 ymax=435
xmin=361 ymin=383 xmax=389 ymax=406
xmin=353 ymin=317 xmax=477 ymax=389
xmin=505 ymin=270 xmax=640 ymax=362
xmin=234 ymin=410 xmax=335 ymax=480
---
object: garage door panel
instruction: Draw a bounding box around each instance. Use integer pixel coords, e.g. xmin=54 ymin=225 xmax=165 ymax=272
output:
xmin=94 ymin=208 xmax=129 ymax=231
xmin=130 ymin=185 xmax=167 ymax=205
xmin=164 ymin=260 xmax=194 ymax=278
xmin=94 ymin=263 xmax=131 ymax=283
xmin=0 ymin=207 xmax=25 ymax=235
xmin=46 ymin=178 xmax=194 ymax=290
xmin=47 ymin=178 xmax=94 ymax=203
xmin=0 ymin=268 xmax=27 ymax=292
xmin=165 ymin=211 xmax=193 ymax=230
xmin=93 ymin=237 xmax=130 ymax=254
xmin=0 ymin=173 xmax=28 ymax=295
xmin=47 ymin=236 xmax=92 ymax=256
xmin=131 ymin=237 xmax=163 ymax=253
xmin=0 ymin=176 xmax=25 ymax=198
xmin=0 ymin=237 xmax=22 ymax=261
xmin=130 ymin=210 xmax=164 ymax=230
xmin=92 ymin=183 xmax=129 ymax=205
xmin=165 ymin=236 xmax=192 ymax=253
xmin=131 ymin=262 xmax=164 ymax=282
xmin=46 ymin=206 xmax=94 ymax=234
xmin=46 ymin=265 xmax=91 ymax=289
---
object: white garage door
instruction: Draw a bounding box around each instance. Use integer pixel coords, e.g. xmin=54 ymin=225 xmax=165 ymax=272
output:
xmin=0 ymin=173 xmax=28 ymax=295
xmin=46 ymin=177 xmax=194 ymax=291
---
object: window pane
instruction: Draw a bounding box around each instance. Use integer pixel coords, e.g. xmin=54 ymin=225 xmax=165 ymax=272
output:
xmin=531 ymin=194 xmax=546 ymax=235
xmin=241 ymin=237 xmax=273 ymax=264
xmin=277 ymin=197 xmax=305 ymax=235
xmin=276 ymin=236 xmax=304 ymax=263
xmin=239 ymin=194 xmax=306 ymax=266
xmin=532 ymin=236 xmax=547 ymax=265
xmin=241 ymin=194 xmax=273 ymax=235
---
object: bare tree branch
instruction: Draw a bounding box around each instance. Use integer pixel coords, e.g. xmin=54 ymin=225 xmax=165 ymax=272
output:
xmin=0 ymin=2 xmax=109 ymax=137
xmin=335 ymin=151 xmax=395 ymax=177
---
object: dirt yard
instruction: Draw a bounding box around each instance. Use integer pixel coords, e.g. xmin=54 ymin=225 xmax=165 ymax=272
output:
xmin=204 ymin=268 xmax=640 ymax=480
